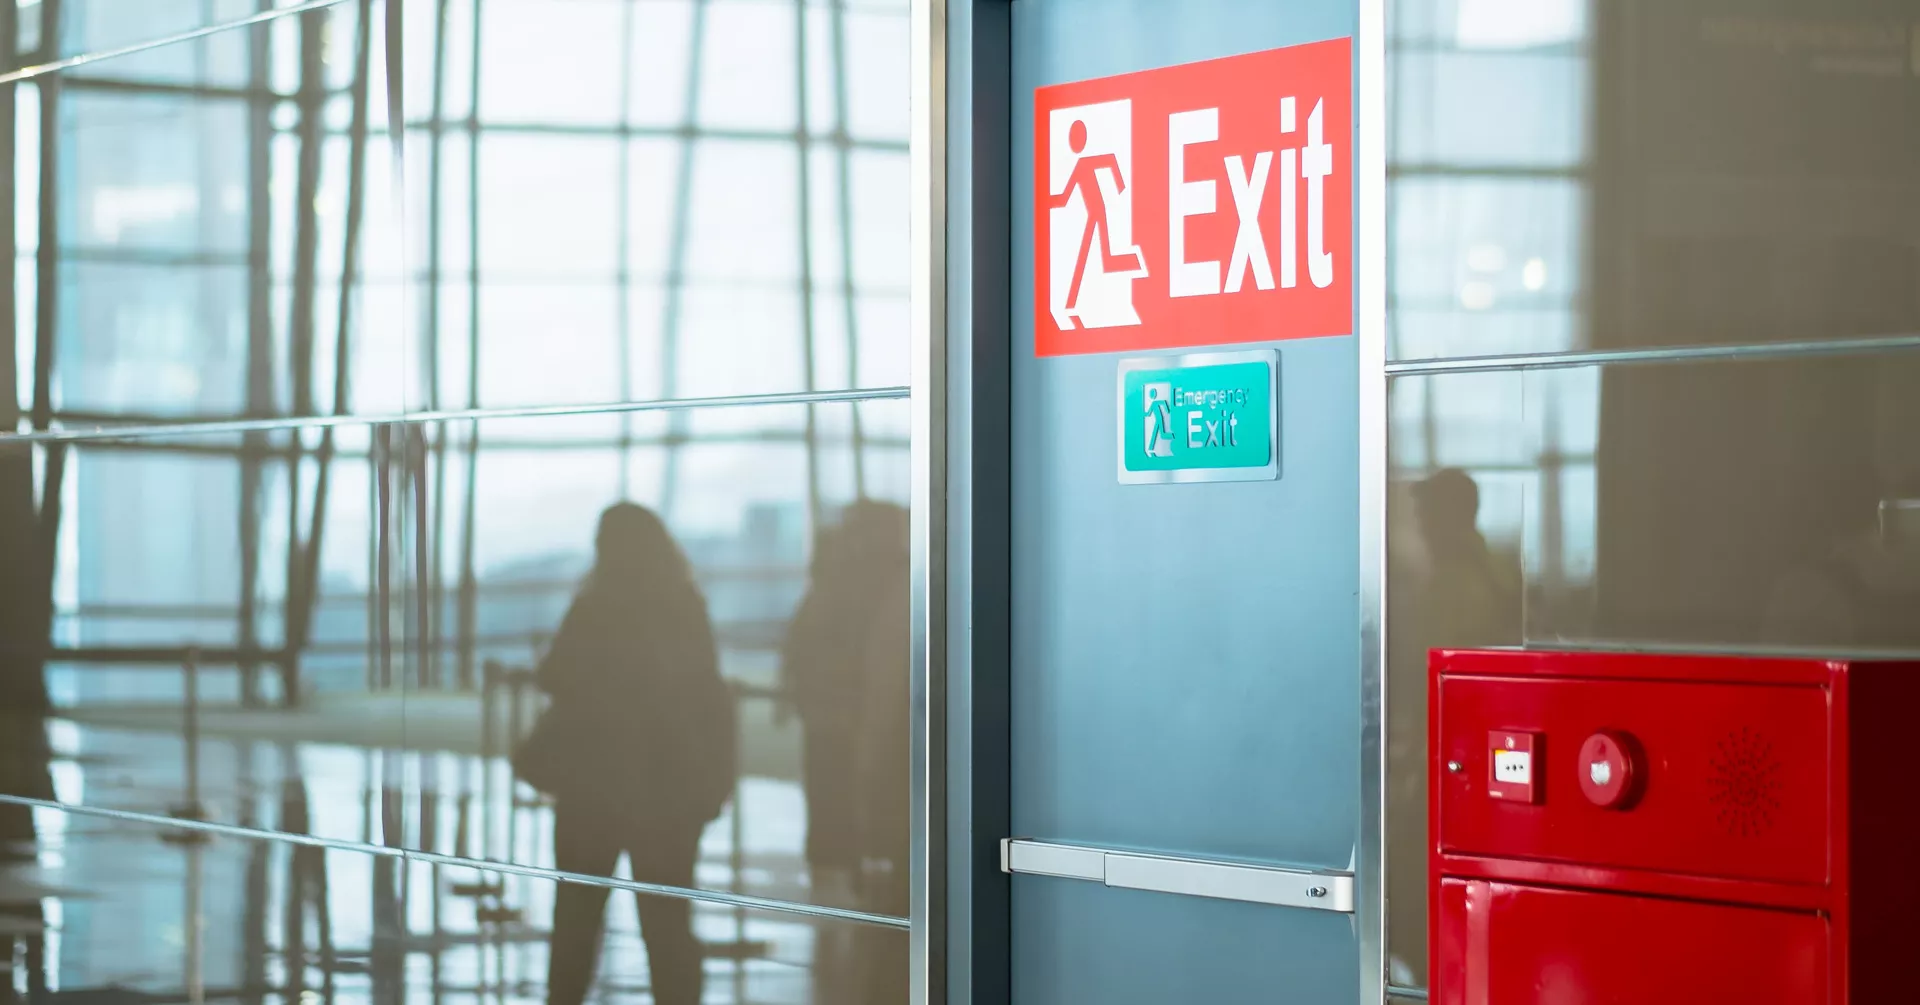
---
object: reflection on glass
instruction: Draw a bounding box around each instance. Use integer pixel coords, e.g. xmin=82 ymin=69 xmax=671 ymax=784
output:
xmin=403 ymin=0 xmax=912 ymax=413
xmin=1384 ymin=463 xmax=1523 ymax=987
xmin=1392 ymin=356 xmax=1920 ymax=657
xmin=0 ymin=396 xmax=914 ymax=923
xmin=1385 ymin=351 xmax=1920 ymax=984
xmin=402 ymin=405 xmax=910 ymax=946
xmin=17 ymin=0 xmax=404 ymax=423
xmin=514 ymin=502 xmax=734 ymax=1005
xmin=26 ymin=1 xmax=323 ymax=65
xmin=0 ymin=805 xmax=905 ymax=1003
xmin=1389 ymin=0 xmax=1592 ymax=361
xmin=0 ymin=430 xmax=410 ymax=847
xmin=1578 ymin=354 xmax=1920 ymax=651
xmin=0 ymin=406 xmax=915 ymax=998
xmin=3 ymin=0 xmax=915 ymax=999
xmin=781 ymin=498 xmax=910 ymax=1001
xmin=1386 ymin=3 xmax=1920 ymax=979
xmin=1389 ymin=0 xmax=1920 ymax=360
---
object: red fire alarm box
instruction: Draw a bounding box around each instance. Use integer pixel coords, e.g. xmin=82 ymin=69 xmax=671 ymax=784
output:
xmin=1429 ymin=649 xmax=1920 ymax=1004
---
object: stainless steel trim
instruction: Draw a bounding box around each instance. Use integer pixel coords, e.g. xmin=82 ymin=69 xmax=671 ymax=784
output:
xmin=1503 ymin=639 xmax=1920 ymax=662
xmin=0 ymin=386 xmax=915 ymax=444
xmin=999 ymin=839 xmax=1356 ymax=914
xmin=420 ymin=119 xmax=910 ymax=153
xmin=1356 ymin=0 xmax=1391 ymax=1001
xmin=1384 ymin=332 xmax=1920 ymax=376
xmin=1387 ymin=985 xmax=1432 ymax=1002
xmin=1002 ymin=840 xmax=1104 ymax=882
xmin=1105 ymin=851 xmax=1356 ymax=912
xmin=1114 ymin=349 xmax=1280 ymax=485
xmin=908 ymin=0 xmax=949 ymax=1001
xmin=0 ymin=794 xmax=911 ymax=929
xmin=0 ymin=0 xmax=350 ymax=85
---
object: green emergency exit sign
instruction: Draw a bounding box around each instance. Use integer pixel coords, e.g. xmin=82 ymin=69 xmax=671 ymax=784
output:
xmin=1117 ymin=349 xmax=1278 ymax=484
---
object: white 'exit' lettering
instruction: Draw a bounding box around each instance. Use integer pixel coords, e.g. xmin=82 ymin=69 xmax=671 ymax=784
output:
xmin=1168 ymin=95 xmax=1335 ymax=299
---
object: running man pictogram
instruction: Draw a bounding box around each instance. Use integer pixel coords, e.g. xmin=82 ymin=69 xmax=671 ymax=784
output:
xmin=1049 ymin=119 xmax=1147 ymax=327
xmin=1045 ymin=101 xmax=1147 ymax=332
xmin=1143 ymin=381 xmax=1174 ymax=457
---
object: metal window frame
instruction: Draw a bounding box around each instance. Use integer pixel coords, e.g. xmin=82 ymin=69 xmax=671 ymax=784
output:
xmin=1357 ymin=0 xmax=1391 ymax=1002
xmin=939 ymin=0 xmax=1011 ymax=1003
xmin=909 ymin=1 xmax=950 ymax=1004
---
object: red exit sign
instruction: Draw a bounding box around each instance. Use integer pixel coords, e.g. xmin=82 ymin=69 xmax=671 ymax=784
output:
xmin=1033 ymin=39 xmax=1353 ymax=357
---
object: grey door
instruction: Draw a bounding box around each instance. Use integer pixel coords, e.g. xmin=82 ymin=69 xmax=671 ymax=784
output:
xmin=1007 ymin=1 xmax=1364 ymax=1002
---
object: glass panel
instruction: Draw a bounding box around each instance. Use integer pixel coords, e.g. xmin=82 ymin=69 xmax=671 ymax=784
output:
xmin=632 ymin=0 xmax=697 ymax=129
xmin=1383 ymin=370 xmax=1528 ymax=989
xmin=1388 ymin=0 xmax=1920 ymax=360
xmin=403 ymin=0 xmax=913 ymax=411
xmin=1386 ymin=1 xmax=1920 ymax=984
xmin=0 ymin=428 xmax=408 ymax=846
xmin=0 ymin=804 xmax=906 ymax=1003
xmin=1532 ymin=353 xmax=1920 ymax=650
xmin=398 ymin=402 xmax=913 ymax=922
xmin=31 ymin=1 xmax=314 ymax=65
xmin=18 ymin=1 xmax=404 ymax=424
xmin=1388 ymin=176 xmax=1584 ymax=360
xmin=836 ymin=6 xmax=910 ymax=142
xmin=1392 ymin=51 xmax=1587 ymax=170
xmin=0 ymin=809 xmax=407 ymax=1002
xmin=422 ymin=857 xmax=909 ymax=1005
xmin=1390 ymin=0 xmax=1590 ymax=47
xmin=1384 ymin=347 xmax=1920 ymax=984
xmin=475 ymin=0 xmax=629 ymax=127
xmin=48 ymin=1 xmax=369 ymax=90
xmin=697 ymin=0 xmax=799 ymax=133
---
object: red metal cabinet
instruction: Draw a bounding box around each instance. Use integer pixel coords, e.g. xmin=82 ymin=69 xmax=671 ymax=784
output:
xmin=1429 ymin=649 xmax=1920 ymax=1004
xmin=1433 ymin=879 xmax=1827 ymax=1003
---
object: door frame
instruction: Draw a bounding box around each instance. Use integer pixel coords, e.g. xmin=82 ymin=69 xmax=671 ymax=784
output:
xmin=922 ymin=1 xmax=1393 ymax=1002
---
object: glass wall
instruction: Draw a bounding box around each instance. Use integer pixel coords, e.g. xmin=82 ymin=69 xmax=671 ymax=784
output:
xmin=1384 ymin=0 xmax=1920 ymax=993
xmin=3 ymin=804 xmax=903 ymax=1003
xmin=1 ymin=1 xmax=916 ymax=1003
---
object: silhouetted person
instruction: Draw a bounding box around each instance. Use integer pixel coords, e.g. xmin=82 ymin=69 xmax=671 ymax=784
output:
xmin=1409 ymin=468 xmax=1522 ymax=649
xmin=518 ymin=503 xmax=736 ymax=1005
xmin=0 ymin=445 xmax=55 ymax=1003
xmin=851 ymin=542 xmax=912 ymax=1002
xmin=780 ymin=500 xmax=908 ymax=1003
xmin=1386 ymin=468 xmax=1520 ymax=986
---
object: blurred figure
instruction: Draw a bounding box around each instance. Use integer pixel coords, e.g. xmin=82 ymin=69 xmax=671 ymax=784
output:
xmin=0 ymin=447 xmax=54 ymax=1003
xmin=781 ymin=500 xmax=909 ymax=1004
xmin=851 ymin=540 xmax=912 ymax=1002
xmin=1408 ymin=468 xmax=1523 ymax=650
xmin=1386 ymin=468 xmax=1521 ymax=986
xmin=517 ymin=503 xmax=736 ymax=1005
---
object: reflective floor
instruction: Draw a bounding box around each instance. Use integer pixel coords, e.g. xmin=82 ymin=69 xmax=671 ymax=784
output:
xmin=35 ymin=714 xmax=816 ymax=903
xmin=0 ymin=803 xmax=903 ymax=1004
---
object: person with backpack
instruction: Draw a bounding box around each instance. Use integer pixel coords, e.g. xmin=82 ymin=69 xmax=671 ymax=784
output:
xmin=514 ymin=503 xmax=737 ymax=1005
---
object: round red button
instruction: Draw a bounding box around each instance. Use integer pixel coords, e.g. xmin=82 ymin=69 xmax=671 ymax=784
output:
xmin=1578 ymin=730 xmax=1641 ymax=810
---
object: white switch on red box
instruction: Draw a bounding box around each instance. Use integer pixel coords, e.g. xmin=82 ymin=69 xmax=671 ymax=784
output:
xmin=1488 ymin=730 xmax=1542 ymax=804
